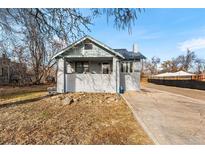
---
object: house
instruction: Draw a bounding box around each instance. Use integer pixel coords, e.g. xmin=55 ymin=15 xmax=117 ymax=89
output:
xmin=0 ymin=54 xmax=10 ymax=85
xmin=0 ymin=54 xmax=29 ymax=85
xmin=52 ymin=35 xmax=146 ymax=93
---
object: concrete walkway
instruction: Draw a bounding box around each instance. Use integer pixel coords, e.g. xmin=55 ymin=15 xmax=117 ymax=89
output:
xmin=122 ymin=88 xmax=205 ymax=144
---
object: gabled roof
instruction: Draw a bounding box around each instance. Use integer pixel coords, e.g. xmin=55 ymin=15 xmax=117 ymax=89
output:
xmin=114 ymin=49 xmax=146 ymax=60
xmin=155 ymin=71 xmax=195 ymax=77
xmin=52 ymin=35 xmax=124 ymax=59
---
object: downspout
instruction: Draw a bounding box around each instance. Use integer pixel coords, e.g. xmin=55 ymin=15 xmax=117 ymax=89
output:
xmin=115 ymin=59 xmax=121 ymax=93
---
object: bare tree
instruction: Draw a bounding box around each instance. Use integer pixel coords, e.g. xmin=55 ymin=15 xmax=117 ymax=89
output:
xmin=160 ymin=49 xmax=197 ymax=73
xmin=161 ymin=60 xmax=176 ymax=73
xmin=161 ymin=56 xmax=184 ymax=73
xmin=177 ymin=49 xmax=196 ymax=71
xmin=194 ymin=58 xmax=205 ymax=74
xmin=151 ymin=56 xmax=160 ymax=74
xmin=0 ymin=8 xmax=142 ymax=84
xmin=144 ymin=56 xmax=160 ymax=75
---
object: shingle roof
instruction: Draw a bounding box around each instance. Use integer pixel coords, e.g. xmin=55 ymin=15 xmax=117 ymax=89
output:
xmin=114 ymin=49 xmax=146 ymax=60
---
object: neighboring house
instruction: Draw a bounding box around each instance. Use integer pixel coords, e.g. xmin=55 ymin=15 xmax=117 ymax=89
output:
xmin=0 ymin=54 xmax=29 ymax=85
xmin=0 ymin=54 xmax=10 ymax=85
xmin=52 ymin=35 xmax=146 ymax=93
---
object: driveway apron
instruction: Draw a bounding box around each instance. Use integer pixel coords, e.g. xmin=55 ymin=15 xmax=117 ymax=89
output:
xmin=122 ymin=88 xmax=205 ymax=144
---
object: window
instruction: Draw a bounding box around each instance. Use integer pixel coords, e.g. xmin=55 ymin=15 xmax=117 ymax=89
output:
xmin=84 ymin=43 xmax=93 ymax=50
xmin=130 ymin=62 xmax=133 ymax=73
xmin=121 ymin=62 xmax=133 ymax=73
xmin=75 ymin=61 xmax=89 ymax=73
xmin=102 ymin=63 xmax=112 ymax=74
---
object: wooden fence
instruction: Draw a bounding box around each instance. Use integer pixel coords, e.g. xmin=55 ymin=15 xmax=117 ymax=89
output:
xmin=149 ymin=74 xmax=205 ymax=81
xmin=148 ymin=74 xmax=205 ymax=90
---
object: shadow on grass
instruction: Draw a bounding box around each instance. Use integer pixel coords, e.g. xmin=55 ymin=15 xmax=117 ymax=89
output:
xmin=0 ymin=95 xmax=51 ymax=109
xmin=0 ymin=90 xmax=47 ymax=99
xmin=141 ymin=88 xmax=151 ymax=93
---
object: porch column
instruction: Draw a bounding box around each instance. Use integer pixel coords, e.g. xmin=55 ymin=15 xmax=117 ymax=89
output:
xmin=56 ymin=58 xmax=65 ymax=93
xmin=113 ymin=57 xmax=120 ymax=93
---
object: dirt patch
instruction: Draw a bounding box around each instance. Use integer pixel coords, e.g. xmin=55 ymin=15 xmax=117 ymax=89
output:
xmin=0 ymin=92 xmax=152 ymax=145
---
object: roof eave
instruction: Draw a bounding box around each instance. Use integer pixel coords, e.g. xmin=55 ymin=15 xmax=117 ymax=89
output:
xmin=52 ymin=35 xmax=125 ymax=60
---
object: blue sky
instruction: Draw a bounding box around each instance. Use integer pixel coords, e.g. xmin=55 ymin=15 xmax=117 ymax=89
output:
xmin=86 ymin=9 xmax=205 ymax=61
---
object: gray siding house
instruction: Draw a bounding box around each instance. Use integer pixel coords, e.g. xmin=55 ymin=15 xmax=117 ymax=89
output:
xmin=53 ymin=36 xmax=146 ymax=93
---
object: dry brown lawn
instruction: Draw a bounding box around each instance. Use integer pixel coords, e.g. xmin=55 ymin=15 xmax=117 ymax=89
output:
xmin=0 ymin=85 xmax=48 ymax=99
xmin=0 ymin=90 xmax=152 ymax=145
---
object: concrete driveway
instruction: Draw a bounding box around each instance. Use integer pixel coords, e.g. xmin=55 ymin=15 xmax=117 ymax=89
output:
xmin=122 ymin=88 xmax=205 ymax=144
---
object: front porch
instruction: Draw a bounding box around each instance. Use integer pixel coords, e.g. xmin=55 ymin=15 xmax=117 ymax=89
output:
xmin=65 ymin=57 xmax=113 ymax=74
xmin=60 ymin=57 xmax=120 ymax=93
